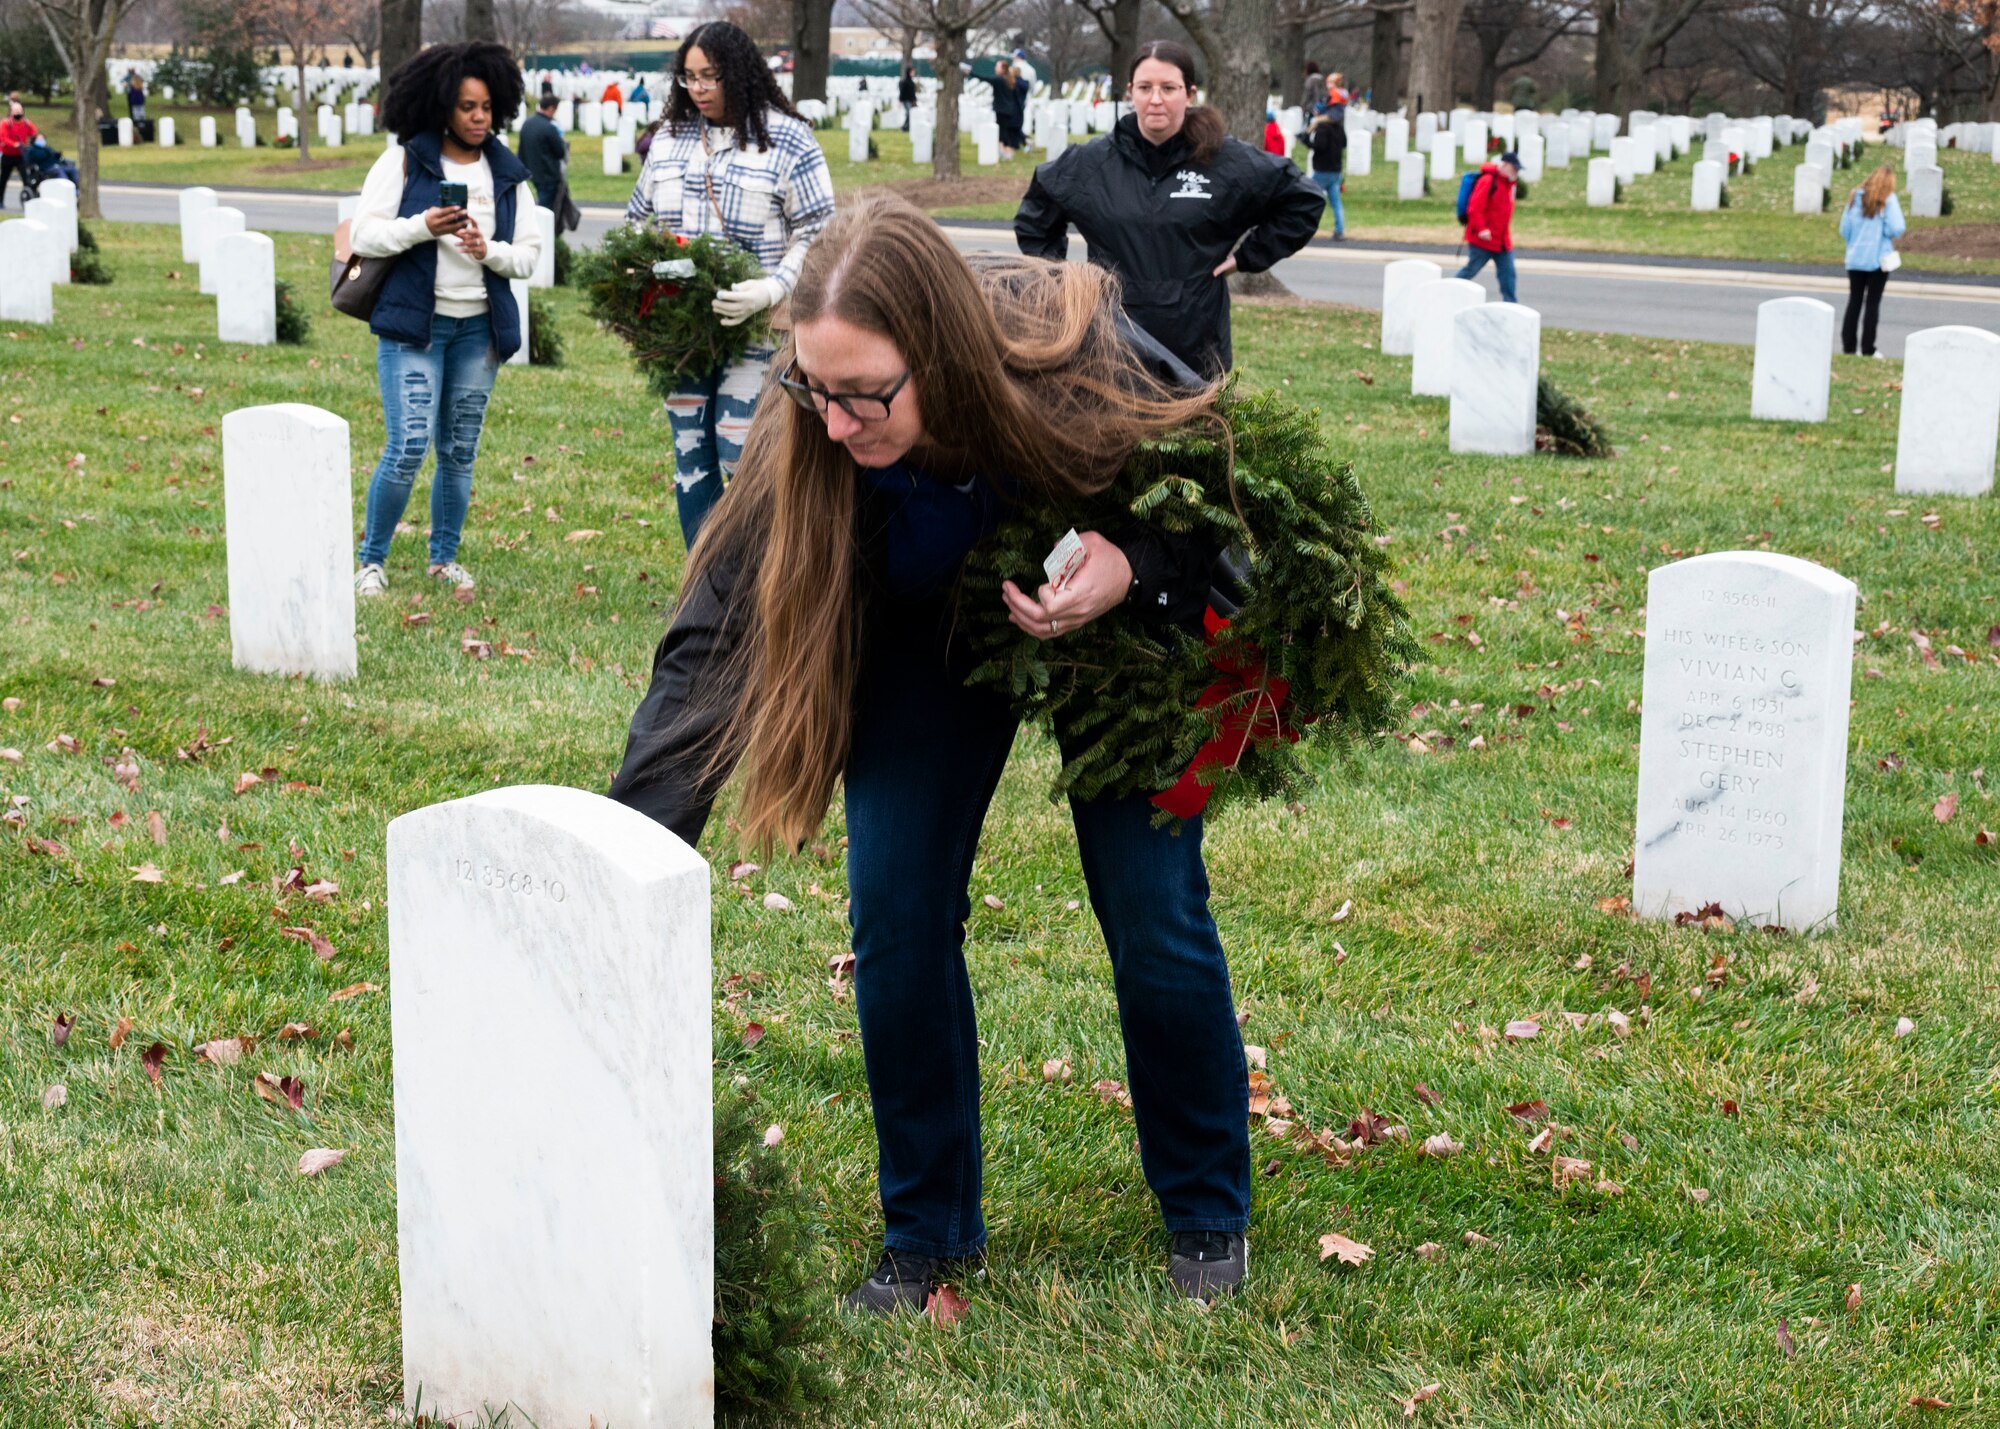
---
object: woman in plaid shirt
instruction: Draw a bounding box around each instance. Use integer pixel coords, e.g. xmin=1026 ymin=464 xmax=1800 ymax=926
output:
xmin=626 ymin=21 xmax=836 ymax=548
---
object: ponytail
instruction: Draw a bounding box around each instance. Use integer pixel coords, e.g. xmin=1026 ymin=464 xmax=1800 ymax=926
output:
xmin=1182 ymin=106 xmax=1225 ymax=167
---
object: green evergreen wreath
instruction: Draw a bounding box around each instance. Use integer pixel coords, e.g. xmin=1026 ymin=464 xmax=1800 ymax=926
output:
xmin=575 ymin=223 xmax=767 ymax=396
xmin=962 ymin=385 xmax=1417 ymax=820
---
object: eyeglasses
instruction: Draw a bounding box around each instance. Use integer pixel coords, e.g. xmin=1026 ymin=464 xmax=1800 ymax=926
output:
xmin=778 ymin=359 xmax=910 ymax=423
xmin=676 ymin=71 xmax=722 ymax=92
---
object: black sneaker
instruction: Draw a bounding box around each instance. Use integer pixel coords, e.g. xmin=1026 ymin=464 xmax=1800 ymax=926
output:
xmin=1168 ymin=1231 xmax=1247 ymax=1302
xmin=842 ymin=1247 xmax=945 ymax=1315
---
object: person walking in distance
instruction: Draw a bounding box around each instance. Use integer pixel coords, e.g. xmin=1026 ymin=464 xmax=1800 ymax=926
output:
xmin=1839 ymin=164 xmax=1905 ymax=359
xmin=518 ymin=92 xmax=568 ymax=210
xmin=626 ymin=19 xmax=835 ymax=550
xmin=349 ymin=42 xmax=542 ymax=599
xmin=1454 ymin=150 xmax=1520 ymax=303
xmin=964 ymin=59 xmax=1027 ymax=157
xmin=1304 ymin=103 xmax=1346 ymax=241
xmin=898 ymin=64 xmax=918 ymax=129
xmin=1 ymin=98 xmax=37 ymax=209
xmin=1014 ymin=39 xmax=1324 ymax=376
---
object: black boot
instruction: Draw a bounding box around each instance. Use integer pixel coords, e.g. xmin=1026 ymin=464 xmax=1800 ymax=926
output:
xmin=1168 ymin=1231 xmax=1248 ymax=1302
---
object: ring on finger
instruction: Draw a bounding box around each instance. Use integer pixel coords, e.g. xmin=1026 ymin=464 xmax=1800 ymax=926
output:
xmin=1050 ymin=618 xmax=1061 ymax=636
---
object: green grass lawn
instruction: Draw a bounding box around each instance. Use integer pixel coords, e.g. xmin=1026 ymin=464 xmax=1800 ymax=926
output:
xmin=2 ymin=224 xmax=1998 ymax=1428
xmin=24 ymin=98 xmax=2000 ymax=273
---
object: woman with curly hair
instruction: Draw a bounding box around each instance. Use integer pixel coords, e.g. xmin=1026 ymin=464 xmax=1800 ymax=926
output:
xmin=626 ymin=20 xmax=835 ymax=549
xmin=349 ymin=41 xmax=541 ymax=598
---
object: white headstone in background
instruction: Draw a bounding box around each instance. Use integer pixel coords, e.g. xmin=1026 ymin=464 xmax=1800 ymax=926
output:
xmin=198 ymin=206 xmax=246 ymax=295
xmin=509 ymin=278 xmax=531 ymax=367
xmin=579 ymin=100 xmax=603 ymax=136
xmin=1462 ymin=118 xmax=1488 ymax=168
xmin=1428 ymin=138 xmax=1455 ymax=183
xmin=911 ymin=117 xmax=934 ymax=165
xmin=1750 ymin=297 xmax=1834 ymax=423
xmin=1410 ymin=277 xmax=1485 ymax=397
xmin=1516 ymin=133 xmax=1544 ymax=182
xmin=1691 ymin=159 xmax=1723 ymax=210
xmin=1380 ymin=258 xmax=1442 ymax=354
xmin=1792 ymin=163 xmax=1828 ymax=213
xmin=1385 ymin=114 xmax=1409 ymax=161
xmin=215 ymin=231 xmax=277 ymax=345
xmin=179 ymin=186 xmax=218 ymax=263
xmin=1908 ymin=165 xmax=1943 ymax=218
xmin=0 ymin=221 xmax=54 ymax=323
xmin=602 ymin=132 xmax=626 ymax=175
xmin=323 ymin=117 xmax=343 ymax=148
xmin=33 ymin=187 xmax=76 ymax=253
xmin=1546 ymin=124 xmax=1572 ymax=167
xmin=1449 ymin=303 xmax=1540 ymax=455
xmin=158 ymin=116 xmax=176 ymax=146
xmin=1895 ymin=324 xmax=2000 ymax=496
xmin=976 ymin=123 xmax=999 ymax=165
xmin=276 ymin=107 xmax=296 ymax=140
xmin=1587 ymin=156 xmax=1617 ymax=206
xmin=1610 ymin=136 xmax=1639 ymax=183
xmin=1396 ymin=151 xmax=1426 ymax=199
xmin=22 ymin=199 xmax=69 ymax=284
xmin=1633 ymin=552 xmax=1856 ymax=933
xmin=221 ymin=404 xmax=356 ymax=680
xmin=200 ymin=115 xmax=218 ymax=147
xmin=848 ymin=120 xmax=870 ymax=164
xmin=237 ymin=108 xmax=257 ymax=147
xmin=530 ymin=205 xmax=556 ymax=288
xmin=1346 ymin=126 xmax=1372 ymax=176
xmin=388 ymin=784 xmax=712 ymax=1429
xmin=117 ymin=117 xmax=133 ymax=147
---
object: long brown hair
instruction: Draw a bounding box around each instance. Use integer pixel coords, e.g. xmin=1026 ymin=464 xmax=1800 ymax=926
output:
xmin=679 ymin=194 xmax=1220 ymax=851
xmin=1128 ymin=39 xmax=1226 ymax=166
xmin=1860 ymin=164 xmax=1896 ymax=218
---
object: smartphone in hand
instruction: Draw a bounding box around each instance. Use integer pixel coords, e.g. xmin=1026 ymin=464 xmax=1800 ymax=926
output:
xmin=437 ymin=180 xmax=469 ymax=211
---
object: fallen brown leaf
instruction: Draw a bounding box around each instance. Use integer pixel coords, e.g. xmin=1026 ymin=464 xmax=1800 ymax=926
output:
xmin=233 ymin=771 xmax=263 ymax=795
xmin=1399 ymin=1383 xmax=1442 ymax=1417
xmin=1415 ymin=1241 xmax=1445 ymax=1261
xmin=926 ymin=1281 xmax=970 ymax=1326
xmin=1934 ymin=792 xmax=1959 ymax=823
xmin=51 ymin=1011 xmax=74 ymax=1047
xmin=1503 ymin=1019 xmax=1540 ymax=1041
xmin=141 ymin=1042 xmax=167 ymax=1084
xmin=1420 ymin=1133 xmax=1462 ymax=1158
xmin=253 ymin=1072 xmax=305 ymax=1110
xmin=1318 ymin=1231 xmax=1374 ymax=1266
xmin=109 ymin=1015 xmax=134 ymax=1050
xmin=328 ymin=981 xmax=380 ymax=1002
xmin=1845 ymin=1283 xmax=1862 ymax=1312
xmin=741 ymin=1022 xmax=766 ymax=1050
xmin=297 ymin=1148 xmax=346 ymax=1176
xmin=128 ymin=862 xmax=164 ymax=883
xmin=280 ymin=926 xmax=336 ymax=961
xmin=146 ymin=810 xmax=166 ymax=845
xmin=1507 ymin=1098 xmax=1551 ymax=1124
xmin=276 ymin=1022 xmax=316 ymax=1041
xmin=41 ymin=1083 xmax=66 ymax=1110
xmin=1461 ymin=1230 xmax=1492 ymax=1247
xmin=1413 ymin=1082 xmax=1443 ymax=1106
xmin=1551 ymin=1155 xmax=1594 ymax=1188
xmin=194 ymin=1036 xmax=251 ymax=1066
xmin=1042 ymin=1057 xmax=1072 ymax=1083
xmin=1777 ymin=1317 xmax=1795 ymax=1358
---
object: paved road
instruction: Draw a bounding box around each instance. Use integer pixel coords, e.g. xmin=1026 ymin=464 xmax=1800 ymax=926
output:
xmin=98 ymin=182 xmax=2000 ymax=357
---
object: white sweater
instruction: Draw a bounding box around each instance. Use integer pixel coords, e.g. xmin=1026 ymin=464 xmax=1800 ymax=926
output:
xmin=350 ymin=144 xmax=541 ymax=317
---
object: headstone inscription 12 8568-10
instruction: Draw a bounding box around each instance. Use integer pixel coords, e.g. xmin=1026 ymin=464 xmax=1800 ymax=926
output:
xmin=389 ymin=784 xmax=713 ymax=1429
xmin=1633 ymin=552 xmax=1856 ymax=933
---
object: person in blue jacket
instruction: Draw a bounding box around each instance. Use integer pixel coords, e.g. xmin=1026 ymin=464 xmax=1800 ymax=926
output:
xmin=350 ymin=42 xmax=541 ymax=597
xmin=1838 ymin=164 xmax=1906 ymax=358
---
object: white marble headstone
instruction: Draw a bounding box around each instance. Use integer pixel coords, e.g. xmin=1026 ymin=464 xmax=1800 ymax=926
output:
xmin=1449 ymin=303 xmax=1540 ymax=455
xmin=22 ymin=199 xmax=70 ymax=283
xmin=179 ymin=186 xmax=219 ymax=263
xmin=1791 ymin=163 xmax=1828 ymax=213
xmin=529 ymin=205 xmax=556 ymax=287
xmin=215 ymin=231 xmax=278 ymax=345
xmin=1428 ymin=138 xmax=1456 ymax=182
xmin=1690 ymin=159 xmax=1723 ymax=211
xmin=1908 ymin=165 xmax=1943 ymax=219
xmin=1410 ymin=277 xmax=1485 ymax=397
xmin=158 ymin=116 xmax=176 ymax=146
xmin=1385 ymin=115 xmax=1409 ymax=161
xmin=603 ymin=132 xmax=627 ymax=174
xmin=1587 ymin=157 xmax=1617 ymax=206
xmin=1634 ymin=552 xmax=1856 ymax=932
xmin=221 ymin=404 xmax=356 ymax=679
xmin=200 ymin=115 xmax=218 ymax=146
xmin=30 ymin=188 xmax=76 ymax=254
xmin=1396 ymin=151 xmax=1426 ymax=199
xmin=1546 ymin=124 xmax=1572 ymax=167
xmin=117 ymin=117 xmax=133 ymax=146
xmin=1379 ymin=259 xmax=1442 ymax=355
xmin=388 ymin=784 xmax=713 ymax=1429
xmin=198 ymin=206 xmax=246 ymax=295
xmin=1895 ymin=324 xmax=2000 ymax=496
xmin=1346 ymin=126 xmax=1372 ymax=176
xmin=911 ymin=117 xmax=934 ymax=164
xmin=1750 ymin=297 xmax=1834 ymax=423
xmin=0 ymin=221 xmax=54 ymax=323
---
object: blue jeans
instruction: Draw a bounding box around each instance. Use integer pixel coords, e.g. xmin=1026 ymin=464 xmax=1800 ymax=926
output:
xmin=1312 ymin=170 xmax=1344 ymax=235
xmin=1456 ymin=246 xmax=1518 ymax=303
xmin=843 ymin=601 xmax=1252 ymax=1258
xmin=664 ymin=344 xmax=773 ymax=549
xmin=358 ymin=312 xmax=499 ymax=567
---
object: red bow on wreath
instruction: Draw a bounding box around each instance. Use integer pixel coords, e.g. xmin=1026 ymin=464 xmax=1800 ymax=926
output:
xmin=1151 ymin=605 xmax=1300 ymax=820
xmin=637 ymin=280 xmax=682 ymax=318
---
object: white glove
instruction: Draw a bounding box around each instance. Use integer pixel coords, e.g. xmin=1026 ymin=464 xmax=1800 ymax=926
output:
xmin=712 ymin=276 xmax=785 ymax=327
xmin=959 ymin=62 xmax=973 ymax=75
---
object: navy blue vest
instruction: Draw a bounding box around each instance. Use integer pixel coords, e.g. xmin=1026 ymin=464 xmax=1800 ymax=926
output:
xmin=371 ymin=130 xmax=530 ymax=361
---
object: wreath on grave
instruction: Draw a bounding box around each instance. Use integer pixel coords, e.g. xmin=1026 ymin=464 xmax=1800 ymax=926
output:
xmin=575 ymin=222 xmax=768 ymax=396
xmin=961 ymin=383 xmax=1417 ymax=822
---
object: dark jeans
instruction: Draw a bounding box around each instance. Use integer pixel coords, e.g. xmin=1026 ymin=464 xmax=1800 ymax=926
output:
xmin=1456 ymin=245 xmax=1518 ymax=303
xmin=1843 ymin=268 xmax=1889 ymax=355
xmin=0 ymin=153 xmax=23 ymax=208
xmin=843 ymin=602 xmax=1251 ymax=1258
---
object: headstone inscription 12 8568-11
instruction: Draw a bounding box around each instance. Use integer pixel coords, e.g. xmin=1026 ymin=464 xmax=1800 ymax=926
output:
xmin=388 ymin=784 xmax=713 ymax=1429
xmin=1633 ymin=552 xmax=1856 ymax=933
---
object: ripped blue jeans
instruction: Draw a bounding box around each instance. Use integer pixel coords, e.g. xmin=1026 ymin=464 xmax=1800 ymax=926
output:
xmin=663 ymin=344 xmax=773 ymax=549
xmin=358 ymin=312 xmax=499 ymax=567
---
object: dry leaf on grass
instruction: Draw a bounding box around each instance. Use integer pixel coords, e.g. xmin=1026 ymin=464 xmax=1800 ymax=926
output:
xmin=762 ymin=1123 xmax=784 ymax=1148
xmin=109 ymin=1015 xmax=134 ymax=1049
xmin=1845 ymin=1283 xmax=1862 ymax=1312
xmin=233 ymin=771 xmax=263 ymax=794
xmin=926 ymin=1282 xmax=970 ymax=1326
xmin=328 ymin=981 xmax=380 ymax=1002
xmin=1420 ymin=1133 xmax=1462 ymax=1158
xmin=280 ymin=926 xmax=336 ymax=961
xmin=141 ymin=1042 xmax=167 ymax=1084
xmin=1507 ymin=1098 xmax=1550 ymax=1124
xmin=1318 ymin=1232 xmax=1374 ymax=1266
xmin=1895 ymin=1016 xmax=1916 ymax=1039
xmin=1504 ymin=1019 xmax=1540 ymax=1041
xmin=1415 ymin=1241 xmax=1445 ymax=1261
xmin=1042 ymin=1057 xmax=1072 ymax=1083
xmin=1462 ymin=1230 xmax=1492 ymax=1247
xmin=276 ymin=1022 xmax=315 ymax=1041
xmin=981 ymin=894 xmax=1005 ymax=911
xmin=51 ymin=1011 xmax=74 ymax=1047
xmin=1933 ymin=792 xmax=1958 ymax=823
xmin=146 ymin=810 xmax=166 ymax=844
xmin=741 ymin=1022 xmax=766 ymax=1050
xmin=763 ymin=892 xmax=793 ymax=912
xmin=128 ymin=862 xmax=164 ymax=883
xmin=1552 ymin=1155 xmax=1594 ymax=1188
xmin=297 ymin=1148 xmax=346 ymax=1176
xmin=1777 ymin=1318 xmax=1795 ymax=1358
xmin=1414 ymin=1082 xmax=1443 ymax=1106
xmin=253 ymin=1072 xmax=305 ymax=1110
xmin=41 ymin=1083 xmax=66 ymax=1110
xmin=1399 ymin=1383 xmax=1442 ymax=1417
xmin=194 ymin=1037 xmax=251 ymax=1066
xmin=1908 ymin=1396 xmax=1950 ymax=1411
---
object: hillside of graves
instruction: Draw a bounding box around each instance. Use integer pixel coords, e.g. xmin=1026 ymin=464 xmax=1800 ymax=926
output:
xmin=1 ymin=224 xmax=1996 ymax=1426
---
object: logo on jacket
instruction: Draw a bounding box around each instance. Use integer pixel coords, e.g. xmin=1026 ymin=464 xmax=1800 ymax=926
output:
xmin=1168 ymin=170 xmax=1212 ymax=200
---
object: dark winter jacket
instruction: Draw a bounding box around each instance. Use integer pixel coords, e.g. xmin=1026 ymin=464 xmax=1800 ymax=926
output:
xmin=518 ymin=110 xmax=569 ymax=208
xmin=1013 ymin=113 xmax=1326 ymax=375
xmin=1306 ymin=114 xmax=1347 ymax=175
xmin=371 ymin=130 xmax=530 ymax=361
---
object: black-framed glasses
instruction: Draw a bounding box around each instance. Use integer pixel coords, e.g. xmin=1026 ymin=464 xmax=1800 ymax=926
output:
xmin=675 ymin=71 xmax=723 ymax=92
xmin=777 ymin=358 xmax=910 ymax=423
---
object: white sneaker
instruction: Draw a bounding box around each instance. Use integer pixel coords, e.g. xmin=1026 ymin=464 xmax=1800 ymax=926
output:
xmin=1871 ymin=352 xmax=1890 ymax=361
xmin=354 ymin=563 xmax=388 ymax=597
xmin=430 ymin=561 xmax=475 ymax=590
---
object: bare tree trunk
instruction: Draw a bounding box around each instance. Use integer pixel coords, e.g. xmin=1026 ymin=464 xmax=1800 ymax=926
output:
xmin=463 ymin=0 xmax=497 ymax=42
xmin=1274 ymin=3 xmax=1306 ymax=105
xmin=1368 ymin=4 xmax=1404 ymax=109
xmin=380 ymin=0 xmax=421 ymax=82
xmin=295 ymin=57 xmax=313 ymax=160
xmin=931 ymin=26 xmax=966 ymax=179
xmin=72 ymin=52 xmax=101 ymax=217
xmin=1591 ymin=0 xmax=1626 ymax=111
xmin=791 ymin=0 xmax=834 ymax=102
xmin=1407 ymin=0 xmax=1462 ymax=112
xmin=1179 ymin=0 xmax=1275 ymax=142
xmin=1474 ymin=27 xmax=1504 ymax=106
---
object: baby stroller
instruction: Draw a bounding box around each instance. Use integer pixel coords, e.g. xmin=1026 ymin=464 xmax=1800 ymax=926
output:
xmin=20 ymin=137 xmax=78 ymax=204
